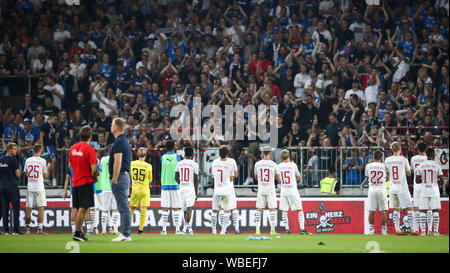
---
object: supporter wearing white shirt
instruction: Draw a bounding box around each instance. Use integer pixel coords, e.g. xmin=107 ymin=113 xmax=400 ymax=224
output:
xmin=293 ymin=64 xmax=310 ymax=98
xmin=226 ymin=16 xmax=246 ymax=46
xmin=364 ymin=75 xmax=381 ymax=110
xmin=53 ymin=21 xmax=71 ymax=42
xmin=345 ymin=80 xmax=364 ymax=101
xmin=312 ymin=21 xmax=333 ymax=50
xmin=44 ymin=76 xmax=64 ymax=110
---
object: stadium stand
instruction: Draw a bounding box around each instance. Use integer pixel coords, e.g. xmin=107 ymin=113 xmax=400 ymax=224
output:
xmin=0 ymin=0 xmax=448 ymax=195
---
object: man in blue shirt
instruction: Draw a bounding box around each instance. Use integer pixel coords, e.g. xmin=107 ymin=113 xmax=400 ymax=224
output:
xmin=109 ymin=117 xmax=132 ymax=241
xmin=343 ymin=150 xmax=364 ymax=185
xmin=0 ymin=143 xmax=21 ymax=234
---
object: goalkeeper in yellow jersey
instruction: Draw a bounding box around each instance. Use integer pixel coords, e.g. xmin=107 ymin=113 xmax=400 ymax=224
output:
xmin=130 ymin=148 xmax=153 ymax=234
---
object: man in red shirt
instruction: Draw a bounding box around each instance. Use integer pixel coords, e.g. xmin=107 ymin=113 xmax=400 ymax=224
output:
xmin=250 ymin=50 xmax=272 ymax=82
xmin=68 ymin=126 xmax=98 ymax=241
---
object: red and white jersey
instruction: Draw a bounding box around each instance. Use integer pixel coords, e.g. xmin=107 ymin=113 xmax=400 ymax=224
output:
xmin=365 ymin=162 xmax=387 ymax=192
xmin=411 ymin=155 xmax=427 ymax=188
xmin=415 ymin=160 xmax=443 ymax=197
xmin=276 ymin=161 xmax=300 ymax=197
xmin=211 ymin=157 xmax=236 ymax=196
xmin=254 ymin=159 xmax=277 ymax=196
xmin=385 ymin=155 xmax=411 ymax=194
xmin=175 ymin=159 xmax=199 ymax=193
xmin=24 ymin=156 xmax=47 ymax=192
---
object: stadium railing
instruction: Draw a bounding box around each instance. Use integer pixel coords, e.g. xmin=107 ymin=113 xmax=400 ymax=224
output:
xmin=0 ymin=75 xmax=40 ymax=94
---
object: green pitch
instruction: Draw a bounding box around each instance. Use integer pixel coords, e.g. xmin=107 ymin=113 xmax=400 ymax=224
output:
xmin=0 ymin=233 xmax=448 ymax=253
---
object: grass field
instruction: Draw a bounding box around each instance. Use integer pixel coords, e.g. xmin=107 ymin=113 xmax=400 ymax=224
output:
xmin=0 ymin=233 xmax=448 ymax=253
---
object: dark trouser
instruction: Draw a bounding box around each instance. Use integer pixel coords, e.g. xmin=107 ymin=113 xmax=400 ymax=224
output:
xmin=0 ymin=187 xmax=20 ymax=233
xmin=111 ymin=172 xmax=131 ymax=237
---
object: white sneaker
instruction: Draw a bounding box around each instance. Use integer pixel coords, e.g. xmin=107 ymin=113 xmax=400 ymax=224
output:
xmin=176 ymin=230 xmax=182 ymax=235
xmin=433 ymin=231 xmax=441 ymax=236
xmin=367 ymin=231 xmax=374 ymax=236
xmin=244 ymin=177 xmax=254 ymax=185
xmin=161 ymin=230 xmax=167 ymax=235
xmin=112 ymin=233 xmax=132 ymax=242
xmin=220 ymin=230 xmax=226 ymax=235
xmin=212 ymin=229 xmax=217 ymax=235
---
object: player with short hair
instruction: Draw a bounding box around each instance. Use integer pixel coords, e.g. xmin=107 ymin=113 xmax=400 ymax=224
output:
xmin=68 ymin=125 xmax=99 ymax=241
xmin=410 ymin=142 xmax=428 ymax=234
xmin=365 ymin=150 xmax=388 ymax=235
xmin=175 ymin=146 xmax=199 ymax=235
xmin=415 ymin=148 xmax=444 ymax=236
xmin=276 ymin=149 xmax=310 ymax=235
xmin=254 ymin=149 xmax=278 ymax=235
xmin=130 ymin=147 xmax=153 ymax=234
xmin=98 ymin=151 xmax=120 ymax=235
xmin=24 ymin=144 xmax=51 ymax=235
xmin=210 ymin=145 xmax=236 ymax=235
xmin=385 ymin=142 xmax=414 ymax=235
xmin=160 ymin=140 xmax=183 ymax=235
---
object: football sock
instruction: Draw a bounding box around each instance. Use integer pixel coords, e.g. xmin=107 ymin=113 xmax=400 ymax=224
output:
xmin=218 ymin=210 xmax=224 ymax=227
xmin=414 ymin=211 xmax=420 ymax=232
xmin=282 ymin=211 xmax=289 ymax=231
xmin=71 ymin=221 xmax=75 ymax=233
xmin=222 ymin=212 xmax=230 ymax=232
xmin=232 ymin=210 xmax=239 ymax=232
xmin=298 ymin=211 xmax=305 ymax=230
xmin=393 ymin=211 xmax=400 ymax=232
xmin=211 ymin=212 xmax=217 ymax=232
xmin=255 ymin=211 xmax=262 ymax=231
xmin=270 ymin=211 xmax=277 ymax=231
xmin=381 ymin=226 xmax=387 ymax=234
xmin=112 ymin=211 xmax=120 ymax=233
xmin=173 ymin=210 xmax=180 ymax=232
xmin=432 ymin=212 xmax=439 ymax=233
xmin=139 ymin=208 xmax=147 ymax=231
xmin=426 ymin=210 xmax=432 ymax=233
xmin=90 ymin=209 xmax=97 ymax=230
xmin=369 ymin=224 xmax=375 ymax=233
xmin=407 ymin=211 xmax=414 ymax=232
xmin=38 ymin=223 xmax=43 ymax=230
xmin=161 ymin=211 xmax=169 ymax=232
xmin=101 ymin=212 xmax=108 ymax=233
xmin=420 ymin=212 xmax=427 ymax=232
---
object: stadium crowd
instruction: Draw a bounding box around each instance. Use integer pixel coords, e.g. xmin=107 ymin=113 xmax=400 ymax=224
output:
xmin=0 ymin=0 xmax=448 ymax=187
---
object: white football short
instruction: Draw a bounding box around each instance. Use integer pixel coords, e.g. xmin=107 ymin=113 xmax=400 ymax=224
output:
xmin=413 ymin=188 xmax=422 ymax=208
xmin=229 ymin=193 xmax=237 ymax=210
xmin=279 ymin=194 xmax=303 ymax=211
xmin=161 ymin=189 xmax=182 ymax=209
xmin=419 ymin=195 xmax=441 ymax=210
xmin=212 ymin=195 xmax=233 ymax=211
xmin=368 ymin=191 xmax=388 ymax=211
xmin=389 ymin=191 xmax=412 ymax=209
xmin=92 ymin=192 xmax=103 ymax=210
xmin=180 ymin=190 xmax=196 ymax=210
xmin=26 ymin=190 xmax=47 ymax=208
xmin=101 ymin=191 xmax=117 ymax=211
xmin=256 ymin=193 xmax=277 ymax=209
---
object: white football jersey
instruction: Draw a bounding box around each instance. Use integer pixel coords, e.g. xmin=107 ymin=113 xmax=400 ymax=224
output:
xmin=365 ymin=162 xmax=387 ymax=192
xmin=254 ymin=159 xmax=277 ymax=196
xmin=175 ymin=159 xmax=199 ymax=193
xmin=410 ymin=155 xmax=427 ymax=188
xmin=276 ymin=161 xmax=300 ymax=197
xmin=24 ymin=156 xmax=47 ymax=192
xmin=385 ymin=156 xmax=411 ymax=194
xmin=211 ymin=157 xmax=236 ymax=196
xmin=415 ymin=160 xmax=443 ymax=197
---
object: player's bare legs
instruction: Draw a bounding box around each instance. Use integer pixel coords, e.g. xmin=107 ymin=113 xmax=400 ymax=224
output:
xmin=25 ymin=208 xmax=32 ymax=234
xmin=75 ymin=207 xmax=89 ymax=238
xmin=368 ymin=211 xmax=375 ymax=235
xmin=380 ymin=210 xmax=387 ymax=235
xmin=184 ymin=206 xmax=194 ymax=235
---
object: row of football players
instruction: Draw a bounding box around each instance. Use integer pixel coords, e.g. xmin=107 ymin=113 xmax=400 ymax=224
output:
xmin=366 ymin=141 xmax=444 ymax=236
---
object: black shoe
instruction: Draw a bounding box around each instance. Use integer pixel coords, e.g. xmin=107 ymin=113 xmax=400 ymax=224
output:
xmin=286 ymin=230 xmax=291 ymax=234
xmin=138 ymin=229 xmax=144 ymax=235
xmin=12 ymin=231 xmax=23 ymax=235
xmin=73 ymin=232 xmax=89 ymax=241
xmin=300 ymin=229 xmax=312 ymax=235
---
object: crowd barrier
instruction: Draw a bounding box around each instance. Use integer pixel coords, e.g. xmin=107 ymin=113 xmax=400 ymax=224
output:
xmin=4 ymin=197 xmax=448 ymax=235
